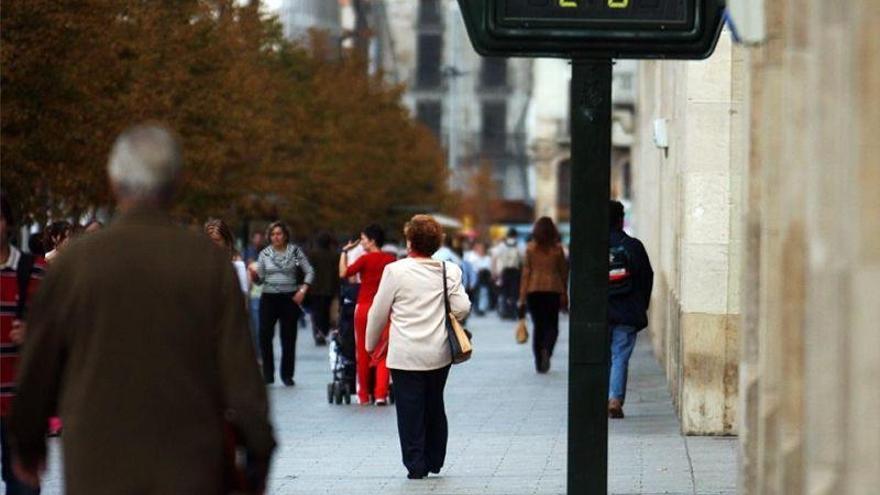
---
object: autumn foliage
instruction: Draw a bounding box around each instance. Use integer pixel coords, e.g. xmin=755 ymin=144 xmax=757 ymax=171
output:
xmin=1 ymin=0 xmax=448 ymax=234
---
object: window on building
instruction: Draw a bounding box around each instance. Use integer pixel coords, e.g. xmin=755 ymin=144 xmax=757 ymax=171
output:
xmin=481 ymin=101 xmax=507 ymax=152
xmin=480 ymin=58 xmax=508 ymax=88
xmin=416 ymin=100 xmax=442 ymax=138
xmin=416 ymin=34 xmax=442 ymax=88
xmin=418 ymin=0 xmax=442 ymax=27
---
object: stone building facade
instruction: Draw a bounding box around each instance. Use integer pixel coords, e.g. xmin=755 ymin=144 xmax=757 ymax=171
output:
xmin=632 ymin=1 xmax=880 ymax=492
xmin=632 ymin=31 xmax=745 ymax=436
xmin=380 ymin=0 xmax=534 ymax=205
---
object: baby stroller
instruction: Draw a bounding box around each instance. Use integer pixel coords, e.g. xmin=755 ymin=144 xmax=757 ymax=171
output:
xmin=327 ymin=281 xmax=358 ymax=405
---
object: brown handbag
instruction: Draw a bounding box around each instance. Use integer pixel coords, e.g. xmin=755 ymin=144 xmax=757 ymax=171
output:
xmin=515 ymin=318 xmax=529 ymax=344
xmin=442 ymin=262 xmax=472 ymax=364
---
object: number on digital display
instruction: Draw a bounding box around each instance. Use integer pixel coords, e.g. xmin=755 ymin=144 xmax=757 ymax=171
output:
xmin=608 ymin=0 xmax=630 ymax=8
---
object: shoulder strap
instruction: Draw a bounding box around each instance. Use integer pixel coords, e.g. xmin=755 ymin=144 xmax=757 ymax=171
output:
xmin=16 ymin=253 xmax=35 ymax=319
xmin=442 ymin=262 xmax=452 ymax=315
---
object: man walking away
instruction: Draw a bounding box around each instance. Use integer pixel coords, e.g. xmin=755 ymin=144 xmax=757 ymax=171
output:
xmin=1 ymin=193 xmax=46 ymax=495
xmin=9 ymin=124 xmax=276 ymax=493
xmin=493 ymin=228 xmax=522 ymax=320
xmin=607 ymin=200 xmax=653 ymax=419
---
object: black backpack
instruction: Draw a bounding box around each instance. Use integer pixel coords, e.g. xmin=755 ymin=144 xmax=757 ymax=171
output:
xmin=608 ymin=243 xmax=632 ymax=296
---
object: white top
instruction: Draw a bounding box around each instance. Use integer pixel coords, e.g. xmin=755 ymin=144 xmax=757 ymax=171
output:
xmin=232 ymin=260 xmax=248 ymax=295
xmin=1 ymin=245 xmax=21 ymax=270
xmin=366 ymin=258 xmax=471 ymax=371
xmin=465 ymin=252 xmax=492 ymax=273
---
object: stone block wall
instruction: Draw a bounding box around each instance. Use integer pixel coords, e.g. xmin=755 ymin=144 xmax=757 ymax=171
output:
xmin=632 ymin=31 xmax=745 ymax=435
xmin=738 ymin=1 xmax=880 ymax=493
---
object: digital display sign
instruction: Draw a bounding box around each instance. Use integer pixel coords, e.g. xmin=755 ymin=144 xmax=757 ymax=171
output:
xmin=457 ymin=0 xmax=725 ymax=59
xmin=499 ymin=0 xmax=693 ymax=30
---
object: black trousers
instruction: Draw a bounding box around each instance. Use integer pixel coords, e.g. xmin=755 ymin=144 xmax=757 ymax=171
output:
xmin=527 ymin=292 xmax=561 ymax=368
xmin=390 ymin=366 xmax=451 ymax=476
xmin=260 ymin=292 xmax=301 ymax=381
xmin=1 ymin=417 xmax=40 ymax=494
xmin=499 ymin=267 xmax=521 ymax=319
xmin=308 ymin=294 xmax=333 ymax=339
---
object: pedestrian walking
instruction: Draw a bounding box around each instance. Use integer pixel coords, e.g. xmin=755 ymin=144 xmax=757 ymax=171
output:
xmin=307 ymin=232 xmax=339 ymax=346
xmin=493 ymin=228 xmax=523 ymax=320
xmin=340 ymin=224 xmax=396 ymax=405
xmin=607 ymin=200 xmax=653 ymax=419
xmin=8 ymin=124 xmax=275 ymax=494
xmin=366 ymin=215 xmax=471 ymax=479
xmin=38 ymin=221 xmax=72 ymax=439
xmin=204 ymin=218 xmax=249 ymax=298
xmin=464 ymin=241 xmax=492 ymax=316
xmin=244 ymin=231 xmax=266 ymax=361
xmin=0 ymin=193 xmax=46 ymax=495
xmin=248 ymin=220 xmax=314 ymax=386
xmin=519 ymin=217 xmax=569 ymax=374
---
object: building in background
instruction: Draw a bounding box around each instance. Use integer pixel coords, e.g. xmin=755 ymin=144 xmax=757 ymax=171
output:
xmin=631 ymin=1 xmax=880 ymax=492
xmin=379 ymin=0 xmax=535 ymax=226
xmin=528 ymin=60 xmax=637 ymax=224
xmin=274 ymin=1 xmax=536 ymax=229
xmin=278 ymin=0 xmax=342 ymax=45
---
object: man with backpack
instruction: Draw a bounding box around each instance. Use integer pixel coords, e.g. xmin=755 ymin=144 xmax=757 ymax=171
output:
xmin=608 ymin=200 xmax=654 ymax=419
xmin=0 ymin=193 xmax=46 ymax=494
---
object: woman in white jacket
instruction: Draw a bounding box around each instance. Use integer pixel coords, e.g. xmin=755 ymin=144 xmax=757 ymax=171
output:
xmin=366 ymin=214 xmax=471 ymax=479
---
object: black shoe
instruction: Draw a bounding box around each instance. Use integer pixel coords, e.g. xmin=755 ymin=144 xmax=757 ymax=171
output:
xmin=536 ymin=349 xmax=551 ymax=374
xmin=264 ymin=376 xmax=275 ymax=385
xmin=282 ymin=378 xmax=295 ymax=387
xmin=314 ymin=334 xmax=327 ymax=346
xmin=407 ymin=472 xmax=427 ymax=480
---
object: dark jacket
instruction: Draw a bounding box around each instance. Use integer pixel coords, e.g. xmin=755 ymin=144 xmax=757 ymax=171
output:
xmin=10 ymin=207 xmax=275 ymax=495
xmin=307 ymin=247 xmax=340 ymax=297
xmin=608 ymin=229 xmax=654 ymax=331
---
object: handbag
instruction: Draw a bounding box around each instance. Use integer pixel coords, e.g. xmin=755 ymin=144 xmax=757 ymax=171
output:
xmin=515 ymin=318 xmax=529 ymax=344
xmin=442 ymin=262 xmax=473 ymax=364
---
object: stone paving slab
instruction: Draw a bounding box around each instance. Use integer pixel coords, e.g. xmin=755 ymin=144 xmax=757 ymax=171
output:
xmin=15 ymin=312 xmax=737 ymax=494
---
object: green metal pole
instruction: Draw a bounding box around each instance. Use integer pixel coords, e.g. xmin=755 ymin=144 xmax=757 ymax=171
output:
xmin=567 ymin=58 xmax=612 ymax=495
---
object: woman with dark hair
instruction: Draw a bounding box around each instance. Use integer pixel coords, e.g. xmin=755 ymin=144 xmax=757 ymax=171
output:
xmin=519 ymin=216 xmax=569 ymax=373
xmin=366 ymin=215 xmax=470 ymax=479
xmin=307 ymin=232 xmax=339 ymax=346
xmin=248 ymin=220 xmax=315 ymax=386
xmin=204 ymin=218 xmax=248 ymax=298
xmin=339 ymin=224 xmax=396 ymax=405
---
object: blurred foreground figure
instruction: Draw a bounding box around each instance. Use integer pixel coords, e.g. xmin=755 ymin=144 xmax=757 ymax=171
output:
xmin=9 ymin=124 xmax=275 ymax=494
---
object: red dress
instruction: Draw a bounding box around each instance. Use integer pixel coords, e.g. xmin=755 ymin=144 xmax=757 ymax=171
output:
xmin=345 ymin=251 xmax=396 ymax=402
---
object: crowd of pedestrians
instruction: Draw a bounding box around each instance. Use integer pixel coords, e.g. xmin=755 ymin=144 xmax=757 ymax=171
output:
xmin=0 ymin=123 xmax=653 ymax=492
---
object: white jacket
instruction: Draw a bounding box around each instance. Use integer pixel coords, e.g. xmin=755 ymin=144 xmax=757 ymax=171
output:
xmin=366 ymin=257 xmax=471 ymax=370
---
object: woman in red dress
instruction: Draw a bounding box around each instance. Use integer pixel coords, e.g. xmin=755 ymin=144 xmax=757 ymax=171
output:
xmin=339 ymin=224 xmax=396 ymax=405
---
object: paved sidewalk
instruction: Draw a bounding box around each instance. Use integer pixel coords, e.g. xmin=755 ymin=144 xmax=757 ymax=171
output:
xmin=24 ymin=313 xmax=736 ymax=494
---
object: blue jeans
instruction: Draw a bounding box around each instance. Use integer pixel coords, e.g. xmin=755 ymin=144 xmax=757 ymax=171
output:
xmin=609 ymin=325 xmax=638 ymax=402
xmin=249 ymin=296 xmax=261 ymax=360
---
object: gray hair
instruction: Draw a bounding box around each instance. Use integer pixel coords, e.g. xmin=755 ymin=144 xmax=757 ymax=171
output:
xmin=107 ymin=124 xmax=182 ymax=199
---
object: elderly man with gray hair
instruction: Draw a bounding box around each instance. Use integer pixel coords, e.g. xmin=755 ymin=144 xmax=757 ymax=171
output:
xmin=9 ymin=124 xmax=276 ymax=494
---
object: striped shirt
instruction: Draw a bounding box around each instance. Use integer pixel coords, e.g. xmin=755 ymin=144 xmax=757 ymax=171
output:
xmin=255 ymin=244 xmax=315 ymax=294
xmin=1 ymin=246 xmax=46 ymax=416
